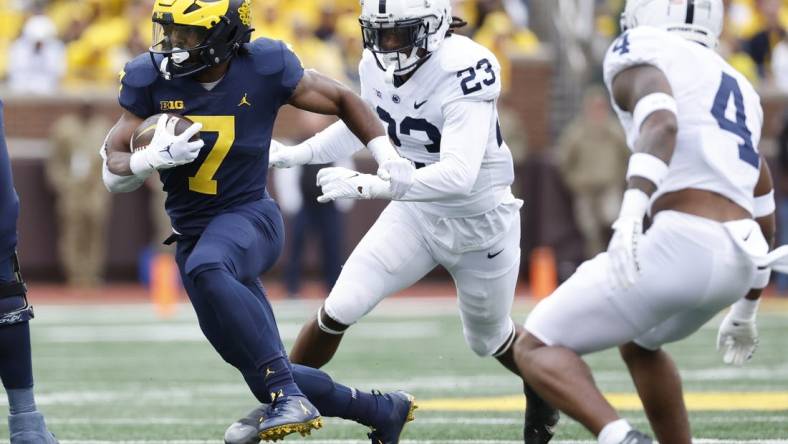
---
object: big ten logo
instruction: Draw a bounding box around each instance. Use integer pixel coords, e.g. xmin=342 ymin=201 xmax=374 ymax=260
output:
xmin=161 ymin=100 xmax=185 ymax=111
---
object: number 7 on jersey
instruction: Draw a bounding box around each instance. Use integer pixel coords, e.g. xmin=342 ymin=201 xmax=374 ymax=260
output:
xmin=186 ymin=115 xmax=236 ymax=195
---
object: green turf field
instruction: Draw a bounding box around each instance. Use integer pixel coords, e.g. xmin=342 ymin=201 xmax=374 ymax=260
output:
xmin=2 ymin=296 xmax=787 ymax=443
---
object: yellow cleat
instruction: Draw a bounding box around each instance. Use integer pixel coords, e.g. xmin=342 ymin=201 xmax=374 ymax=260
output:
xmin=258 ymin=417 xmax=322 ymax=442
xmin=257 ymin=395 xmax=322 ymax=442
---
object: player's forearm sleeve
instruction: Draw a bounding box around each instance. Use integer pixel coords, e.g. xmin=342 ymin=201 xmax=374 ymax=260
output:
xmin=398 ymin=100 xmax=493 ymax=201
xmin=100 ymin=143 xmax=145 ymax=193
xmin=306 ymin=120 xmax=366 ymax=164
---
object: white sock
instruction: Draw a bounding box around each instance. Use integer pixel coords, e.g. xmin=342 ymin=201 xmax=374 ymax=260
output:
xmin=598 ymin=418 xmax=632 ymax=444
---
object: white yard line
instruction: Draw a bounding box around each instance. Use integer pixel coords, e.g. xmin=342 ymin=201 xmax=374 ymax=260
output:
xmin=35 ymin=321 xmax=440 ymax=343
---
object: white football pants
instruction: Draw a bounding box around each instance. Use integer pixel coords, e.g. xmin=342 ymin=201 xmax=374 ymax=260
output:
xmin=525 ymin=210 xmax=755 ymax=354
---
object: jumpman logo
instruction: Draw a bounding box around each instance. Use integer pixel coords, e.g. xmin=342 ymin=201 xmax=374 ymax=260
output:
xmin=159 ymin=144 xmax=174 ymax=160
xmin=238 ymin=93 xmax=252 ymax=107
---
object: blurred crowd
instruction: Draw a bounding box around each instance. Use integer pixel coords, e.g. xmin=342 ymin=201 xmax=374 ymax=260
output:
xmin=0 ymin=0 xmax=541 ymax=94
xmin=591 ymin=0 xmax=788 ymax=91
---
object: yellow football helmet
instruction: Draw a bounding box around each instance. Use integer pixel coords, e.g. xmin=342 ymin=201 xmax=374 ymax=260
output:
xmin=149 ymin=0 xmax=253 ymax=79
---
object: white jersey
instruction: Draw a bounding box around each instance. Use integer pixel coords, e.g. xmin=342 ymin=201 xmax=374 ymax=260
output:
xmin=603 ymin=26 xmax=763 ymax=215
xmin=359 ymin=34 xmax=516 ymax=219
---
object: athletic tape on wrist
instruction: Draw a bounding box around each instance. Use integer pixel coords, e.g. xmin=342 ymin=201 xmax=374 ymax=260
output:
xmin=617 ymin=188 xmax=651 ymax=220
xmin=633 ymin=92 xmax=677 ymax=131
xmin=367 ymin=136 xmax=399 ymax=163
xmin=753 ymin=190 xmax=775 ymax=218
xmin=731 ymin=297 xmax=760 ymax=319
xmin=129 ymin=149 xmax=154 ymax=177
xmin=626 ymin=152 xmax=669 ymax=187
xmin=752 ymin=267 xmax=770 ymax=290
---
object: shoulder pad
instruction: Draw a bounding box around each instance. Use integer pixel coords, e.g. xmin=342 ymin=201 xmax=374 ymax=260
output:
xmin=437 ymin=35 xmax=498 ymax=73
xmin=359 ymin=49 xmax=376 ymax=77
xmin=436 ymin=35 xmax=502 ymax=104
xmin=603 ymin=27 xmax=671 ymax=88
xmin=121 ymin=53 xmax=160 ymax=89
xmin=245 ymin=38 xmax=290 ymax=76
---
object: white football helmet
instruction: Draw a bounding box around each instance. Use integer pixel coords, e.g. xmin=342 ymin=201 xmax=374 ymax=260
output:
xmin=359 ymin=0 xmax=452 ymax=77
xmin=621 ymin=0 xmax=723 ymax=48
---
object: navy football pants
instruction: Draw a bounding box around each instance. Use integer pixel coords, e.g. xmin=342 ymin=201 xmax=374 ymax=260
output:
xmin=174 ymin=198 xmax=300 ymax=401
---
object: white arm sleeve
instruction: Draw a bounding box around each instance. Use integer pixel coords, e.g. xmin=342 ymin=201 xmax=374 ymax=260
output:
xmin=100 ymin=142 xmax=147 ymax=193
xmin=272 ymin=166 xmax=303 ymax=215
xmin=305 ymin=120 xmax=366 ymax=165
xmin=398 ymin=99 xmax=494 ymax=201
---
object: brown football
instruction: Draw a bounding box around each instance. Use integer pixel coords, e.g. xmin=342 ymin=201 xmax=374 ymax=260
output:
xmin=130 ymin=113 xmax=200 ymax=152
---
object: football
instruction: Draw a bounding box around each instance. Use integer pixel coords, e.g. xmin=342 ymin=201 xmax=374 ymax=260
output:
xmin=130 ymin=113 xmax=200 ymax=152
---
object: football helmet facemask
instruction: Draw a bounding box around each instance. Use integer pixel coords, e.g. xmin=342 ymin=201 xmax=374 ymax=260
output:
xmin=149 ymin=0 xmax=253 ymax=80
xmin=359 ymin=0 xmax=452 ymax=78
xmin=620 ymin=0 xmax=723 ymax=48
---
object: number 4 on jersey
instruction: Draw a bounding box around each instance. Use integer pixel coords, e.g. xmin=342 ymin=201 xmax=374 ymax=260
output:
xmin=612 ymin=32 xmax=630 ymax=55
xmin=711 ymin=72 xmax=758 ymax=169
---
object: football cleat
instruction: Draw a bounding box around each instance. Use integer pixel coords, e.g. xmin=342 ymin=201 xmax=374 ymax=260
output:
xmin=367 ymin=390 xmax=417 ymax=444
xmin=523 ymin=384 xmax=559 ymax=444
xmin=619 ymin=430 xmax=654 ymax=444
xmin=257 ymin=395 xmax=322 ymax=442
xmin=224 ymin=404 xmax=271 ymax=444
xmin=9 ymin=412 xmax=58 ymax=444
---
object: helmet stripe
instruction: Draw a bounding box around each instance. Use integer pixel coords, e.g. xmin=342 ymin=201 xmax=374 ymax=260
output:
xmin=685 ymin=0 xmax=695 ymax=24
xmin=379 ymin=0 xmax=386 ymax=14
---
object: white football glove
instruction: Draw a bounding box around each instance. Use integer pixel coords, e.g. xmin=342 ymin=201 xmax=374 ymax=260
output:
xmin=377 ymin=157 xmax=415 ymax=199
xmin=607 ymin=216 xmax=643 ymax=289
xmin=607 ymin=189 xmax=650 ymax=289
xmin=366 ymin=136 xmax=415 ymax=199
xmin=268 ymin=139 xmax=313 ymax=168
xmin=316 ymin=167 xmax=390 ymax=203
xmin=717 ymin=298 xmax=759 ymax=366
xmin=131 ymin=114 xmax=204 ymax=174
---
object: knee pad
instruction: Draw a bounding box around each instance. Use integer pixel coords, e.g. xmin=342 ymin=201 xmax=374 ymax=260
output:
xmin=185 ymin=253 xmax=226 ymax=281
xmin=323 ymin=279 xmax=376 ymax=327
xmin=0 ymin=252 xmax=33 ymax=326
xmin=464 ymin=317 xmax=515 ymax=357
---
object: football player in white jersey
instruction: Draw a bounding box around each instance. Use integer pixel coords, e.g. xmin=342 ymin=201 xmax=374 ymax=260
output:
xmin=512 ymin=1 xmax=777 ymax=443
xmin=269 ymin=0 xmax=558 ymax=442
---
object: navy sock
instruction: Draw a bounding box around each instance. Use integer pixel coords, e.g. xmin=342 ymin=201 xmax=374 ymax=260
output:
xmin=261 ymin=355 xmax=302 ymax=400
xmin=7 ymin=387 xmax=36 ymax=415
xmin=292 ymin=364 xmax=382 ymax=427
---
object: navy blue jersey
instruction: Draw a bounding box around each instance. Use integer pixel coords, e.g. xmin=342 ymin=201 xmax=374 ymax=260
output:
xmin=0 ymin=100 xmax=20 ymax=262
xmin=119 ymin=38 xmax=304 ymax=235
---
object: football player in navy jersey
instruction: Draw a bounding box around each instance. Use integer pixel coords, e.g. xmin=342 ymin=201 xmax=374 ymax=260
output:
xmin=0 ymin=101 xmax=58 ymax=444
xmin=101 ymin=0 xmax=416 ymax=442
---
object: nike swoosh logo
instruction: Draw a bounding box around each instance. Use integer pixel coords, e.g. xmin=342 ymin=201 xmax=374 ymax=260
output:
xmin=414 ymin=100 xmax=428 ymax=109
xmin=487 ymin=249 xmax=504 ymax=259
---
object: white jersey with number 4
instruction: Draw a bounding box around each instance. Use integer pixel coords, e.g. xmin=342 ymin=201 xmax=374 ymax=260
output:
xmin=359 ymin=34 xmax=516 ymax=221
xmin=603 ymin=26 xmax=763 ymax=215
